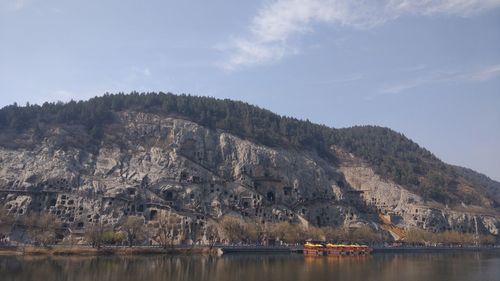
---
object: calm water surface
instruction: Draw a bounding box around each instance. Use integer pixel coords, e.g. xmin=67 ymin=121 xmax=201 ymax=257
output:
xmin=1 ymin=252 xmax=500 ymax=281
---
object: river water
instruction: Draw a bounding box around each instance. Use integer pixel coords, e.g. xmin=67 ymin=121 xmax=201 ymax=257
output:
xmin=1 ymin=251 xmax=499 ymax=281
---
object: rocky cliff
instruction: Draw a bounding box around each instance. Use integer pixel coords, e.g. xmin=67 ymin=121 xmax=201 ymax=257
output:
xmin=1 ymin=110 xmax=498 ymax=243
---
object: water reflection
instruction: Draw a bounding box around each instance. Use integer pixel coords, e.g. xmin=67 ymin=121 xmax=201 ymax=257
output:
xmin=1 ymin=252 xmax=499 ymax=281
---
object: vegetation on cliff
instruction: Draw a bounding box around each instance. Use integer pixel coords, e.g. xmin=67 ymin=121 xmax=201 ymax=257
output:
xmin=0 ymin=92 xmax=497 ymax=206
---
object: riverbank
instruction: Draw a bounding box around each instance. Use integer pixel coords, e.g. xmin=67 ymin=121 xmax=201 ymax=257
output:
xmin=220 ymin=245 xmax=500 ymax=255
xmin=372 ymin=245 xmax=500 ymax=254
xmin=0 ymin=246 xmax=218 ymax=256
xmin=1 ymin=245 xmax=499 ymax=256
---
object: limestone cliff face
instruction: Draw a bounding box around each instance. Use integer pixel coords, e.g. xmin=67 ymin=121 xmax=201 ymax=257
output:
xmin=0 ymin=111 xmax=498 ymax=240
xmin=338 ymin=149 xmax=499 ymax=236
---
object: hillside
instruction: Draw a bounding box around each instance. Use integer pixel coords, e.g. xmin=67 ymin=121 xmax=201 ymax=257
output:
xmin=0 ymin=92 xmax=497 ymax=207
xmin=0 ymin=93 xmax=498 ymax=245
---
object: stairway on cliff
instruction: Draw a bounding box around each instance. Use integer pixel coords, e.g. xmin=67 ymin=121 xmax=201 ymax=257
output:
xmin=378 ymin=213 xmax=406 ymax=241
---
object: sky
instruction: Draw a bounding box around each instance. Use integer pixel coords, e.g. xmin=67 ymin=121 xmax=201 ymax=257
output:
xmin=0 ymin=0 xmax=499 ymax=181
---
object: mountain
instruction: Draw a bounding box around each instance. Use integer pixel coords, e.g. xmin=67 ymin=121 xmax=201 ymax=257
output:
xmin=0 ymin=93 xmax=498 ymax=244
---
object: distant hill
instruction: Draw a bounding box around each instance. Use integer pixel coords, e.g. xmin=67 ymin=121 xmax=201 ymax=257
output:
xmin=453 ymin=166 xmax=500 ymax=207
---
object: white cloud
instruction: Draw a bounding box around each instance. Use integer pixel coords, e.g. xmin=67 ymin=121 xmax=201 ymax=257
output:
xmin=129 ymin=67 xmax=152 ymax=79
xmin=221 ymin=39 xmax=294 ymax=70
xmin=1 ymin=0 xmax=28 ymax=11
xmin=468 ymin=64 xmax=500 ymax=81
xmin=313 ymin=73 xmax=365 ymax=84
xmin=2 ymin=0 xmax=64 ymax=13
xmin=221 ymin=0 xmax=500 ymax=70
xmin=380 ymin=77 xmax=430 ymax=94
xmin=388 ymin=0 xmax=500 ymax=16
xmin=13 ymin=0 xmax=26 ymax=10
xmin=142 ymin=67 xmax=151 ymax=77
xmin=379 ymin=63 xmax=500 ymax=95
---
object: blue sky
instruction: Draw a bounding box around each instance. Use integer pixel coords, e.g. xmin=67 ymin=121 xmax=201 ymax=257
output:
xmin=1 ymin=0 xmax=499 ymax=181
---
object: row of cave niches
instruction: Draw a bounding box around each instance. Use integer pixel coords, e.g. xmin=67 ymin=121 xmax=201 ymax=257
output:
xmin=178 ymin=169 xmax=305 ymax=202
xmin=315 ymin=207 xmax=353 ymax=227
xmin=413 ymin=217 xmax=479 ymax=233
xmin=4 ymin=202 xmax=26 ymax=215
xmin=22 ymin=178 xmax=73 ymax=191
xmin=105 ymin=195 xmax=176 ymax=218
xmin=228 ymin=204 xmax=298 ymax=224
xmin=149 ymin=214 xmax=207 ymax=230
xmin=46 ymin=194 xmax=85 ymax=228
xmin=121 ymin=202 xmax=146 ymax=216
xmin=176 ymin=170 xmax=318 ymax=209
xmin=157 ymin=182 xmax=257 ymax=205
xmin=376 ymin=205 xmax=481 ymax=234
xmin=107 ymin=198 xmax=209 ymax=229
xmin=4 ymin=193 xmax=69 ymax=215
xmin=106 ymin=198 xmax=204 ymax=225
xmin=45 ymin=194 xmax=121 ymax=229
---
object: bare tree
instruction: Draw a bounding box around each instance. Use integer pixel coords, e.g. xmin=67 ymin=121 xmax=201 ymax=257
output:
xmin=322 ymin=226 xmax=349 ymax=242
xmin=267 ymin=222 xmax=306 ymax=244
xmin=219 ymin=215 xmax=246 ymax=243
xmin=284 ymin=224 xmax=306 ymax=244
xmin=24 ymin=212 xmax=59 ymax=247
xmin=306 ymin=226 xmax=325 ymax=242
xmin=120 ymin=216 xmax=146 ymax=247
xmin=204 ymin=224 xmax=220 ymax=248
xmin=266 ymin=222 xmax=280 ymax=243
xmin=245 ymin=220 xmax=261 ymax=244
xmin=84 ymin=221 xmax=108 ymax=249
xmin=155 ymin=212 xmax=180 ymax=248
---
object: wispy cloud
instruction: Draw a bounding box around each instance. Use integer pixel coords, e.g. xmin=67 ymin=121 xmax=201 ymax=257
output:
xmin=379 ymin=63 xmax=500 ymax=95
xmin=2 ymin=0 xmax=65 ymax=14
xmin=13 ymin=0 xmax=26 ymax=10
xmin=141 ymin=67 xmax=151 ymax=77
xmin=313 ymin=73 xmax=365 ymax=85
xmin=380 ymin=77 xmax=431 ymax=95
xmin=2 ymin=0 xmax=29 ymax=11
xmin=468 ymin=64 xmax=500 ymax=81
xmin=130 ymin=67 xmax=152 ymax=79
xmin=220 ymin=0 xmax=500 ymax=70
xmin=107 ymin=66 xmax=154 ymax=91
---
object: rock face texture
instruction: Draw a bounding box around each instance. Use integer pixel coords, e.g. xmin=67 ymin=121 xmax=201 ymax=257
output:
xmin=338 ymin=150 xmax=499 ymax=237
xmin=0 ymin=111 xmax=498 ymax=241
